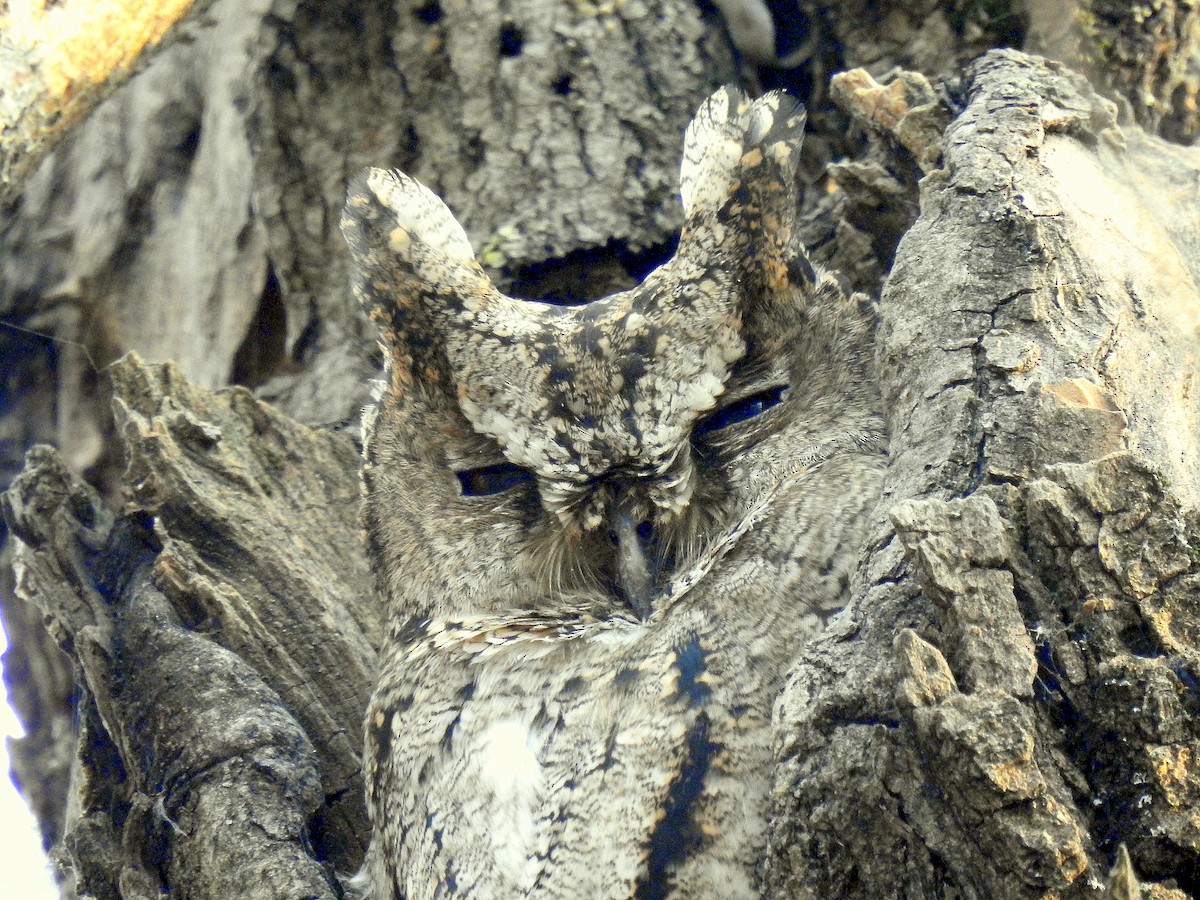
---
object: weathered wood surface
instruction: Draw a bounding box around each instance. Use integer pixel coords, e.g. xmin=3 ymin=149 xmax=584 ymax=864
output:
xmin=0 ymin=0 xmax=223 ymax=207
xmin=769 ymin=50 xmax=1200 ymax=899
xmin=5 ymin=353 xmax=379 ymax=896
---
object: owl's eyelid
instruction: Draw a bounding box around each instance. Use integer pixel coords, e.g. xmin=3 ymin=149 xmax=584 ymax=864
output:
xmin=694 ymin=383 xmax=789 ymax=436
xmin=456 ymin=461 xmax=536 ymax=497
xmin=444 ymin=432 xmax=515 ymax=470
xmin=718 ymin=377 xmax=789 ymax=405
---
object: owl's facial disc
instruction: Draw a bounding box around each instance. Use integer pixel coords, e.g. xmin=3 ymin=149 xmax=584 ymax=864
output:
xmin=447 ymin=267 xmax=744 ymax=496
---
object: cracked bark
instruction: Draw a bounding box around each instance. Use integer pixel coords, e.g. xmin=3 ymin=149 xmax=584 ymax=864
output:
xmin=3 ymin=2 xmax=1200 ymax=898
xmin=768 ymin=48 xmax=1200 ymax=899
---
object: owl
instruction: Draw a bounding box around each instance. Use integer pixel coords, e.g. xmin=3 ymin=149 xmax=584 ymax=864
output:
xmin=341 ymin=87 xmax=885 ymax=898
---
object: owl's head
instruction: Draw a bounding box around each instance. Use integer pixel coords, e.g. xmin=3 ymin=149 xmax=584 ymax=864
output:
xmin=342 ymin=88 xmax=876 ymax=623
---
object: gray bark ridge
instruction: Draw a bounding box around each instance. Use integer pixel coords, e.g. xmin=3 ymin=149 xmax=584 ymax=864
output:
xmin=4 ymin=352 xmax=381 ymax=898
xmin=768 ymin=50 xmax=1200 ymax=898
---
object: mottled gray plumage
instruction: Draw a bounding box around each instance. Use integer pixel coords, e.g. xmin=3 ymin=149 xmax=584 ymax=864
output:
xmin=341 ymin=87 xmax=885 ymax=898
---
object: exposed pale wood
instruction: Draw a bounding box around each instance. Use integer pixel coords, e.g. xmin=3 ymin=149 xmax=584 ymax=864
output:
xmin=0 ymin=0 xmax=220 ymax=205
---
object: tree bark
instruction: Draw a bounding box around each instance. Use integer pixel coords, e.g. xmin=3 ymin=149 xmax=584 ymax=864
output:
xmin=770 ymin=51 xmax=1200 ymax=898
xmin=3 ymin=2 xmax=1200 ymax=897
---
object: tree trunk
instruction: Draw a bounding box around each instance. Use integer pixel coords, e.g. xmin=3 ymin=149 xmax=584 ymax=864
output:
xmin=3 ymin=2 xmax=1200 ymax=897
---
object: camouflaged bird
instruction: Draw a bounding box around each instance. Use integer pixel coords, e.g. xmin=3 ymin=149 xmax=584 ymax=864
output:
xmin=341 ymin=86 xmax=885 ymax=898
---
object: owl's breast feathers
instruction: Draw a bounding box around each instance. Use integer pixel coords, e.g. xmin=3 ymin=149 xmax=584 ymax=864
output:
xmin=366 ymin=603 xmax=779 ymax=898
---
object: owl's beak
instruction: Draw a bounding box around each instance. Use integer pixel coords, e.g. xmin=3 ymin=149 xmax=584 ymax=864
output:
xmin=612 ymin=508 xmax=658 ymax=621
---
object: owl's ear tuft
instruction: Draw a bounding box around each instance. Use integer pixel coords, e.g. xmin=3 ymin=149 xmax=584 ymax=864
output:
xmin=342 ymin=169 xmax=493 ymax=401
xmin=343 ymin=168 xmax=476 ymax=266
xmin=341 ymin=167 xmax=492 ymax=341
xmin=678 ymin=87 xmax=806 ymax=220
xmin=363 ymin=168 xmax=475 ymax=262
xmin=674 ymin=88 xmax=817 ymax=359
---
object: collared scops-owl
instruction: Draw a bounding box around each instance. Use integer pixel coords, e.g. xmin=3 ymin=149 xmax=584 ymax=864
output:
xmin=341 ymin=86 xmax=885 ymax=899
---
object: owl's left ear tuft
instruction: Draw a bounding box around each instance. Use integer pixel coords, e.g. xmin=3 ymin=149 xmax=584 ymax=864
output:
xmin=342 ymin=167 xmax=476 ymax=265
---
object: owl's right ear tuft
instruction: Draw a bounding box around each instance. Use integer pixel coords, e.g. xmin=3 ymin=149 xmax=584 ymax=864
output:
xmin=342 ymin=169 xmax=509 ymax=410
xmin=341 ymin=167 xmax=485 ymax=330
xmin=340 ymin=169 xmax=469 ymax=387
xmin=678 ymin=87 xmax=806 ymax=220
